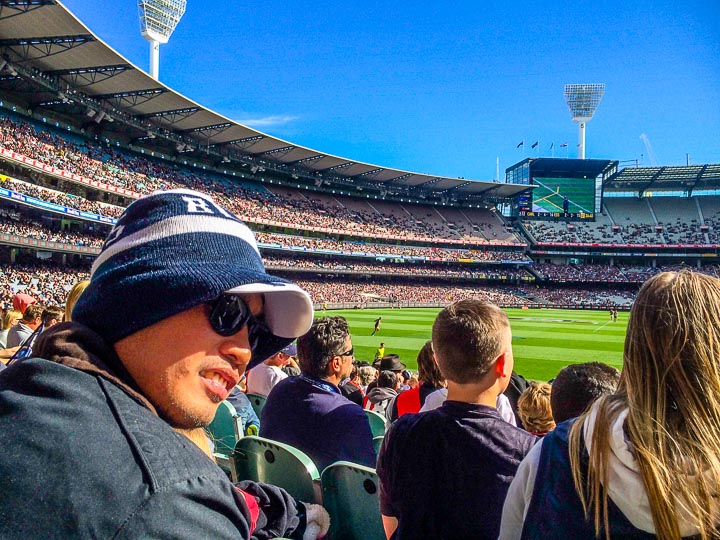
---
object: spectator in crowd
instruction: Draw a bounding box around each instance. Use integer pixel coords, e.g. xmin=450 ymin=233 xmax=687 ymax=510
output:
xmin=340 ymin=362 xmax=364 ymax=407
xmin=12 ymin=292 xmax=36 ymax=315
xmin=550 ymin=362 xmax=620 ymax=423
xmin=377 ymin=300 xmax=537 ymax=539
xmin=364 ymin=370 xmax=401 ymax=418
xmin=0 ymin=190 xmax=329 ymax=539
xmin=64 ymin=279 xmax=90 ymax=322
xmin=226 ymin=386 xmax=261 ymax=437
xmin=503 ymin=371 xmax=530 ymax=428
xmin=0 ymin=309 xmax=21 ymax=349
xmin=7 ymin=302 xmax=44 ymax=348
xmin=261 ymin=316 xmax=376 ymax=472
xmin=517 ymin=382 xmax=555 ymax=436
xmin=41 ymin=306 xmax=64 ymax=328
xmin=357 ymin=363 xmax=377 ymax=393
xmin=388 ymin=340 xmax=445 ymax=422
xmin=246 ymin=343 xmax=297 ymax=397
xmin=500 ymin=271 xmax=720 ymax=539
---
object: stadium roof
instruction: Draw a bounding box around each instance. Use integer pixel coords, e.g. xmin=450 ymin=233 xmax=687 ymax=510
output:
xmin=0 ymin=1 xmax=530 ymax=200
xmin=604 ymin=164 xmax=720 ymax=194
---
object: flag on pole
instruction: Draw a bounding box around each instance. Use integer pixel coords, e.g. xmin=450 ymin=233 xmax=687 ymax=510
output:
xmin=516 ymin=141 xmax=524 ymax=148
xmin=531 ymin=141 xmax=538 ymax=149
xmin=560 ymin=142 xmax=568 ymax=148
xmin=550 ymin=142 xmax=554 ymax=150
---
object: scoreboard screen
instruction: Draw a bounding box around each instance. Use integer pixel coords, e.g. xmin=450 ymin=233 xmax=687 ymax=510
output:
xmin=517 ymin=176 xmax=595 ymax=220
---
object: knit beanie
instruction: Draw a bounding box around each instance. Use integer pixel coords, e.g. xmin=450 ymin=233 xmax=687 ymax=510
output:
xmin=72 ymin=188 xmax=314 ymax=368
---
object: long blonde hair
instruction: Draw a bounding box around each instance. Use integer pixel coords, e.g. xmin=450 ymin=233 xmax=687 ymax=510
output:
xmin=569 ymin=271 xmax=720 ymax=539
xmin=64 ymin=280 xmax=89 ymax=322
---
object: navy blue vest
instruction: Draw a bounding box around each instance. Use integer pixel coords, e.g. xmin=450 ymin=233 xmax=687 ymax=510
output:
xmin=521 ymin=420 xmax=656 ymax=539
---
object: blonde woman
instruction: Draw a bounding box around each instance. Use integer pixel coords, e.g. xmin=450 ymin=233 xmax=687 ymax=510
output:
xmin=0 ymin=309 xmax=22 ymax=349
xmin=64 ymin=280 xmax=89 ymax=322
xmin=501 ymin=271 xmax=720 ymax=539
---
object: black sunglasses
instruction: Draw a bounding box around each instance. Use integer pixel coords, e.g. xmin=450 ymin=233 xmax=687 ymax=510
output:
xmin=208 ymin=294 xmax=256 ymax=336
xmin=338 ymin=347 xmax=354 ymax=358
xmin=208 ymin=293 xmax=295 ymax=367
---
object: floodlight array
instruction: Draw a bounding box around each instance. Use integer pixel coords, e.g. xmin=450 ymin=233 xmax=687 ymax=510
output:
xmin=564 ymin=83 xmax=605 ymax=121
xmin=138 ymin=0 xmax=187 ymax=43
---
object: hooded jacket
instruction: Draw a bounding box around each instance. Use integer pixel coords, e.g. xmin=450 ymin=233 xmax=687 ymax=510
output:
xmin=499 ymin=402 xmax=703 ymax=539
xmin=0 ymin=322 xmax=305 ymax=539
xmin=364 ymin=386 xmax=398 ymax=418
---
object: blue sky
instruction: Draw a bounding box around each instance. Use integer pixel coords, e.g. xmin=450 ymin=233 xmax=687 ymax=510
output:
xmin=62 ymin=0 xmax=719 ymax=181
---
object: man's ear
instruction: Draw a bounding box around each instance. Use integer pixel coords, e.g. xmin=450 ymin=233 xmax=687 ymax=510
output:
xmin=329 ymin=355 xmax=342 ymax=374
xmin=494 ymin=351 xmax=509 ymax=378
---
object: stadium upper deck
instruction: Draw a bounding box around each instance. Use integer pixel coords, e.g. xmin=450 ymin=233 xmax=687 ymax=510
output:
xmin=0 ymin=0 xmax=529 ymax=206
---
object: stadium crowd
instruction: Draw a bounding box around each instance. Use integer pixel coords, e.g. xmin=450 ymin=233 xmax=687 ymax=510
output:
xmin=256 ymin=231 xmax=530 ymax=262
xmin=1 ymin=188 xmax=718 ymax=539
xmin=0 ymin=115 xmax=521 ymax=244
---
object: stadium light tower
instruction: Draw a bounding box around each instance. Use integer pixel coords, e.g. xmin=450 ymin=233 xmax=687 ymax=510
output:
xmin=564 ymin=83 xmax=605 ymax=160
xmin=138 ymin=0 xmax=187 ymax=80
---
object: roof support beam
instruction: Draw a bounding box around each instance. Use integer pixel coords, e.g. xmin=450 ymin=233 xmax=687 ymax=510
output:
xmin=48 ymin=64 xmax=132 ymax=87
xmin=321 ymin=162 xmax=354 ymax=172
xmin=289 ymin=154 xmax=325 ymax=166
xmin=259 ymin=145 xmax=295 ymax=157
xmin=356 ymin=168 xmax=385 ymax=177
xmin=137 ymin=106 xmax=199 ymax=125
xmin=0 ymin=35 xmax=93 ymax=61
xmin=0 ymin=1 xmax=56 ymax=20
xmin=223 ymin=135 xmax=264 ymax=150
xmin=94 ymin=87 xmax=165 ymax=108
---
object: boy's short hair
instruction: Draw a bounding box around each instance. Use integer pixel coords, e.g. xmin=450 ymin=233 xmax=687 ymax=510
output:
xmin=517 ymin=381 xmax=555 ymax=434
xmin=550 ymin=362 xmax=620 ymax=423
xmin=432 ymin=300 xmax=509 ymax=384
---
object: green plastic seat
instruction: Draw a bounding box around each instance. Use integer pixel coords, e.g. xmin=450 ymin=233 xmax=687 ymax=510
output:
xmin=321 ymin=461 xmax=385 ymax=540
xmin=372 ymin=435 xmax=384 ymax=454
xmin=231 ymin=436 xmax=322 ymax=504
xmin=207 ymin=401 xmax=242 ymax=458
xmin=246 ymin=392 xmax=267 ymax=419
xmin=365 ymin=409 xmax=387 ymax=438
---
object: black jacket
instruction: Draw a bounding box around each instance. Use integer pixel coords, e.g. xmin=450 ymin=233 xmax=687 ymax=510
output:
xmin=0 ymin=322 xmax=302 ymax=539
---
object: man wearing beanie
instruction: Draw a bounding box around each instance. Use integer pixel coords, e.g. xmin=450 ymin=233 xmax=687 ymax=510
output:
xmin=0 ymin=189 xmax=328 ymax=539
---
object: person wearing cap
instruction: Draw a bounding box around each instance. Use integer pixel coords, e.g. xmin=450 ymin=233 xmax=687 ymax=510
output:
xmin=11 ymin=292 xmax=36 ymax=315
xmin=0 ymin=189 xmax=328 ymax=539
xmin=246 ymin=342 xmax=297 ymax=398
xmin=261 ymin=316 xmax=376 ymax=472
xmin=6 ymin=302 xmax=44 ymax=348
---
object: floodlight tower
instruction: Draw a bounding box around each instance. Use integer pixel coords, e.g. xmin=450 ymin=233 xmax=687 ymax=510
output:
xmin=138 ymin=0 xmax=187 ymax=80
xmin=564 ymin=83 xmax=605 ymax=159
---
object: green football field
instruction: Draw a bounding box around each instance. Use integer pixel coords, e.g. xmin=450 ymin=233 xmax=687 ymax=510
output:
xmin=325 ymin=307 xmax=627 ymax=382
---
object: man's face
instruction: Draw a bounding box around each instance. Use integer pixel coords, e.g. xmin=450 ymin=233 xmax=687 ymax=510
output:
xmin=337 ymin=335 xmax=354 ymax=381
xmin=115 ymin=293 xmax=262 ymax=429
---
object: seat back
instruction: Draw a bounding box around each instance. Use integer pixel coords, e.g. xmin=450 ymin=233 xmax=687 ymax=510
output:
xmin=365 ymin=409 xmax=387 ymax=438
xmin=246 ymin=392 xmax=267 ymax=418
xmin=231 ymin=436 xmax=322 ymax=504
xmin=321 ymin=461 xmax=385 ymax=540
xmin=372 ymin=435 xmax=384 ymax=454
xmin=207 ymin=401 xmax=242 ymax=457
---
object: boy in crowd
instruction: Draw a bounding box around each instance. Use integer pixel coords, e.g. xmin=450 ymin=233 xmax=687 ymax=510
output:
xmin=377 ymin=299 xmax=537 ymax=539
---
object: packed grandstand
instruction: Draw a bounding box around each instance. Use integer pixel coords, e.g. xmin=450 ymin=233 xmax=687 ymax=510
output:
xmin=0 ymin=2 xmax=718 ymax=315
